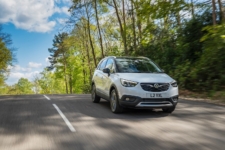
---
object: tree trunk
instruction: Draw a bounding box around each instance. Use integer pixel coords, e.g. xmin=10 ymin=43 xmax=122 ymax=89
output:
xmin=112 ymin=0 xmax=127 ymax=55
xmin=81 ymin=45 xmax=86 ymax=84
xmin=131 ymin=0 xmax=137 ymax=52
xmin=94 ymin=0 xmax=104 ymax=58
xmin=84 ymin=25 xmax=93 ymax=83
xmin=133 ymin=0 xmax=143 ymax=51
xmin=62 ymin=52 xmax=68 ymax=94
xmin=218 ymin=0 xmax=225 ymax=23
xmin=176 ymin=11 xmax=181 ymax=27
xmin=69 ymin=71 xmax=72 ymax=94
xmin=85 ymin=41 xmax=93 ymax=83
xmin=212 ymin=0 xmax=217 ymax=25
xmin=191 ymin=0 xmax=195 ymax=19
xmin=122 ymin=0 xmax=128 ymax=55
xmin=85 ymin=4 xmax=97 ymax=67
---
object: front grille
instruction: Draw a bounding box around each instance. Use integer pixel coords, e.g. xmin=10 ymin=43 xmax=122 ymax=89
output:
xmin=136 ymin=98 xmax=173 ymax=107
xmin=142 ymin=98 xmax=171 ymax=102
xmin=140 ymin=83 xmax=170 ymax=92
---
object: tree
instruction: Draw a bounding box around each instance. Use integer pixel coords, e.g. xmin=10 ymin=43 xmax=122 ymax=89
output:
xmin=0 ymin=39 xmax=12 ymax=85
xmin=48 ymin=32 xmax=70 ymax=94
xmin=70 ymin=0 xmax=98 ymax=67
xmin=32 ymin=74 xmax=41 ymax=94
xmin=16 ymin=78 xmax=33 ymax=94
xmin=212 ymin=0 xmax=216 ymax=25
xmin=94 ymin=0 xmax=105 ymax=58
xmin=0 ymin=25 xmax=15 ymax=86
xmin=217 ymin=0 xmax=225 ymax=23
xmin=38 ymin=69 xmax=55 ymax=94
xmin=36 ymin=0 xmax=225 ymax=95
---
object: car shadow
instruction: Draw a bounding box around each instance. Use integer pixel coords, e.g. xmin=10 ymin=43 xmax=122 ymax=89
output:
xmin=83 ymin=99 xmax=170 ymax=119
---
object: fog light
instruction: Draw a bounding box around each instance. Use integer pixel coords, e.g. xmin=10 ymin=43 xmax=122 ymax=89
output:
xmin=172 ymin=97 xmax=178 ymax=102
xmin=125 ymin=97 xmax=136 ymax=102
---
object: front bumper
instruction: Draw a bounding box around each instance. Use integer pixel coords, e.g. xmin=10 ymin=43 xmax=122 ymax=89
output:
xmin=119 ymin=95 xmax=178 ymax=109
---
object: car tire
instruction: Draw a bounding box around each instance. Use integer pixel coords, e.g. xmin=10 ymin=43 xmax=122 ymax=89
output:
xmin=110 ymin=89 xmax=123 ymax=113
xmin=92 ymin=84 xmax=100 ymax=103
xmin=162 ymin=106 xmax=175 ymax=113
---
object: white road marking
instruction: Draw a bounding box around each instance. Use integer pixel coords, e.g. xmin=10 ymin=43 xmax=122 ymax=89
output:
xmin=44 ymin=95 xmax=50 ymax=100
xmin=53 ymin=104 xmax=76 ymax=132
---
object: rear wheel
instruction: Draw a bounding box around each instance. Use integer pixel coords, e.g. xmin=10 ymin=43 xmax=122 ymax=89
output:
xmin=162 ymin=106 xmax=175 ymax=113
xmin=92 ymin=84 xmax=100 ymax=103
xmin=110 ymin=89 xmax=123 ymax=113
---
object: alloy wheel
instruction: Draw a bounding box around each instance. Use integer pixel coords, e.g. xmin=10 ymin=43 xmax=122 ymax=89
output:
xmin=111 ymin=90 xmax=117 ymax=112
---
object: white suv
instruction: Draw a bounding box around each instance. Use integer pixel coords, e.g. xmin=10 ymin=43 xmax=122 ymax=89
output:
xmin=91 ymin=56 xmax=179 ymax=113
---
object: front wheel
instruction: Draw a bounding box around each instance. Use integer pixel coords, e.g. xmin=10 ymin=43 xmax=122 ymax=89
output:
xmin=110 ymin=89 xmax=123 ymax=113
xmin=162 ymin=106 xmax=176 ymax=113
xmin=92 ymin=84 xmax=100 ymax=103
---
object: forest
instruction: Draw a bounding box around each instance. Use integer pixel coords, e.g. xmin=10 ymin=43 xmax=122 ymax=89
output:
xmin=1 ymin=0 xmax=225 ymax=98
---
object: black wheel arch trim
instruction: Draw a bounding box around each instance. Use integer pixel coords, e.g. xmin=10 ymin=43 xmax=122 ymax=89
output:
xmin=109 ymin=84 xmax=122 ymax=105
xmin=92 ymin=82 xmax=101 ymax=97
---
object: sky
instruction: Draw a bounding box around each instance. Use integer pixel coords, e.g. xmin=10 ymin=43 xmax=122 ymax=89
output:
xmin=0 ymin=0 xmax=72 ymax=85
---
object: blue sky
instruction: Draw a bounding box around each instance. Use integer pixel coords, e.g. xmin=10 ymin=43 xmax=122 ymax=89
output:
xmin=0 ymin=0 xmax=71 ymax=85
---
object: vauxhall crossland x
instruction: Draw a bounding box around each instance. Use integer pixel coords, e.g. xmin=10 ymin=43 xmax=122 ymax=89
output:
xmin=91 ymin=56 xmax=179 ymax=113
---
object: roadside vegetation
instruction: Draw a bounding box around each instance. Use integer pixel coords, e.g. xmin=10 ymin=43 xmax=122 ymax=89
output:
xmin=1 ymin=0 xmax=225 ymax=100
xmin=0 ymin=25 xmax=15 ymax=94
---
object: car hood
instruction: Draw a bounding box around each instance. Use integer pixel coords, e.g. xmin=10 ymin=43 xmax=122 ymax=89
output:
xmin=116 ymin=73 xmax=174 ymax=83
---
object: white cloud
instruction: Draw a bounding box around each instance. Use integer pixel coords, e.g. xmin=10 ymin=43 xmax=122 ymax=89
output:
xmin=62 ymin=0 xmax=71 ymax=3
xmin=60 ymin=0 xmax=72 ymax=5
xmin=45 ymin=57 xmax=50 ymax=63
xmin=11 ymin=65 xmax=32 ymax=72
xmin=10 ymin=71 xmax=40 ymax=80
xmin=0 ymin=0 xmax=69 ymax=32
xmin=7 ymin=71 xmax=40 ymax=85
xmin=57 ymin=18 xmax=67 ymax=25
xmin=61 ymin=6 xmax=70 ymax=16
xmin=28 ymin=62 xmax=42 ymax=68
xmin=6 ymin=61 xmax=44 ymax=85
xmin=54 ymin=6 xmax=70 ymax=16
xmin=45 ymin=57 xmax=51 ymax=66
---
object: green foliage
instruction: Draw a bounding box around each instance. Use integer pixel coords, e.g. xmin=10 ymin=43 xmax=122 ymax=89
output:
xmin=0 ymin=39 xmax=12 ymax=86
xmin=0 ymin=84 xmax=9 ymax=95
xmin=169 ymin=15 xmax=225 ymax=91
xmin=38 ymin=69 xmax=56 ymax=94
xmin=81 ymin=84 xmax=91 ymax=94
xmin=0 ymin=25 xmax=15 ymax=87
xmin=16 ymin=78 xmax=34 ymax=94
xmin=195 ymin=24 xmax=225 ymax=91
xmin=33 ymin=0 xmax=225 ymax=95
xmin=2 ymin=78 xmax=34 ymax=95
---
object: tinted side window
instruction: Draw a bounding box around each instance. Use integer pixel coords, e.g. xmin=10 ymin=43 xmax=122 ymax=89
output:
xmin=105 ymin=59 xmax=114 ymax=73
xmin=99 ymin=59 xmax=108 ymax=71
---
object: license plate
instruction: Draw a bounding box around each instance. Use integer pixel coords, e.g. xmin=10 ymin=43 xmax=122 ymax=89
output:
xmin=147 ymin=93 xmax=162 ymax=98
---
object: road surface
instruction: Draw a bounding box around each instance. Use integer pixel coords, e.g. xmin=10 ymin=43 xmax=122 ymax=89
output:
xmin=0 ymin=94 xmax=224 ymax=150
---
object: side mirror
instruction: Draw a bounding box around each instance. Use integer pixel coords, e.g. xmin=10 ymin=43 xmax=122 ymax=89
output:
xmin=103 ymin=68 xmax=110 ymax=75
xmin=161 ymin=69 xmax=165 ymax=73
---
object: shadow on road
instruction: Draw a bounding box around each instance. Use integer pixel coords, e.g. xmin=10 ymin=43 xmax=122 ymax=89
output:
xmin=0 ymin=94 xmax=224 ymax=150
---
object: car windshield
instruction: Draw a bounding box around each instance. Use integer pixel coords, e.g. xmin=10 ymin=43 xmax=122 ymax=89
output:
xmin=115 ymin=58 xmax=162 ymax=73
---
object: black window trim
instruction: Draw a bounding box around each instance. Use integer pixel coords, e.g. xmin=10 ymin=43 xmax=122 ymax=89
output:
xmin=98 ymin=58 xmax=108 ymax=71
xmin=105 ymin=58 xmax=116 ymax=73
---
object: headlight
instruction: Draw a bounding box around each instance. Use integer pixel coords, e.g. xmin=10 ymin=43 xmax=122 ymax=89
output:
xmin=120 ymin=79 xmax=138 ymax=87
xmin=171 ymin=81 xmax=178 ymax=87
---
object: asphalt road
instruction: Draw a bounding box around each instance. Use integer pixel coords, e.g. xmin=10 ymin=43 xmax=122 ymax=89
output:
xmin=0 ymin=94 xmax=224 ymax=150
